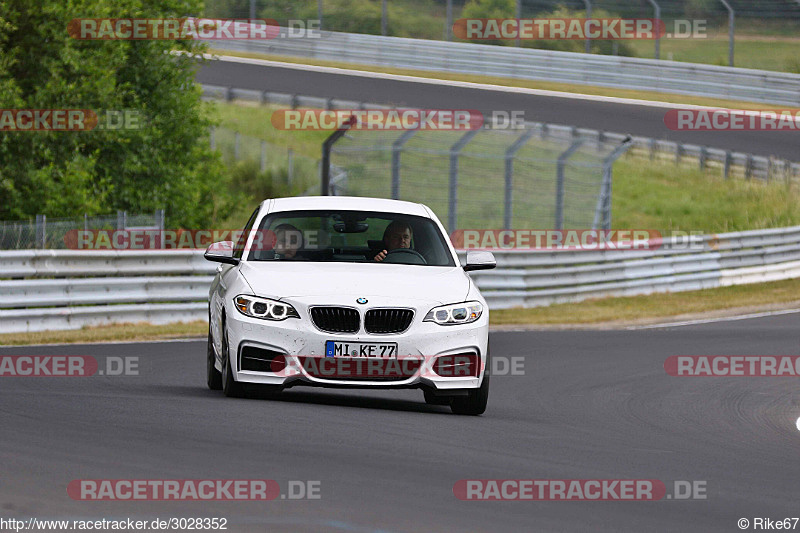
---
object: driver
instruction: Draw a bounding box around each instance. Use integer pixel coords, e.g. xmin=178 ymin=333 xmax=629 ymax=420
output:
xmin=274 ymin=224 xmax=305 ymax=260
xmin=374 ymin=221 xmax=413 ymax=262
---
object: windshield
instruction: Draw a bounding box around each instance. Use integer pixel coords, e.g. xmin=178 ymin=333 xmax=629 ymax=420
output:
xmin=246 ymin=210 xmax=456 ymax=266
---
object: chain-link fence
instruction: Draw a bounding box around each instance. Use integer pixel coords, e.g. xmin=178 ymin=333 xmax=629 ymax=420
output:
xmin=209 ymin=126 xmax=319 ymax=194
xmin=0 ymin=211 xmax=164 ymax=250
xmin=329 ymin=124 xmax=630 ymax=232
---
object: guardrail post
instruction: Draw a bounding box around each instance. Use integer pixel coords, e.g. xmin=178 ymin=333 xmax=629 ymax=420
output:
xmin=582 ymin=0 xmax=592 ymax=53
xmin=699 ymin=146 xmax=707 ymax=171
xmin=719 ymin=0 xmax=735 ymax=66
xmin=448 ymin=128 xmax=481 ymax=231
xmin=593 ymin=136 xmax=632 ymax=230
xmin=675 ymin=143 xmax=682 ymax=164
xmin=646 ymin=0 xmax=661 ymax=59
xmin=745 ymin=155 xmax=753 ymax=180
xmin=391 ymin=129 xmax=417 ymax=199
xmin=321 ymin=116 xmax=357 ymax=195
xmin=504 ymin=128 xmax=536 ymax=229
xmin=555 ymin=139 xmax=586 ymax=230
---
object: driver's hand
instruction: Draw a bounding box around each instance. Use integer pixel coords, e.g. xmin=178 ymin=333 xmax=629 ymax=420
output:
xmin=374 ymin=249 xmax=388 ymax=262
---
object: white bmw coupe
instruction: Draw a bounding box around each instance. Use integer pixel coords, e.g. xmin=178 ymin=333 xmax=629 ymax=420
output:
xmin=204 ymin=196 xmax=496 ymax=415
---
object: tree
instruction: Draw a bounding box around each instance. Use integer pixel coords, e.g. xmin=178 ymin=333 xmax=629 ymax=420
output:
xmin=0 ymin=0 xmax=229 ymax=227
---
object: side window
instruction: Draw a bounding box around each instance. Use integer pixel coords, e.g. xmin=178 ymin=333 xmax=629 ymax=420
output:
xmin=233 ymin=208 xmax=259 ymax=260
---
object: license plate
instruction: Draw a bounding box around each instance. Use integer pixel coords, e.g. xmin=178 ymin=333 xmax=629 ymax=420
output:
xmin=325 ymin=341 xmax=397 ymax=358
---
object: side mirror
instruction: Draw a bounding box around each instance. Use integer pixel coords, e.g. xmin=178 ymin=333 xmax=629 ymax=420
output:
xmin=204 ymin=241 xmax=239 ymax=265
xmin=463 ymin=250 xmax=496 ymax=272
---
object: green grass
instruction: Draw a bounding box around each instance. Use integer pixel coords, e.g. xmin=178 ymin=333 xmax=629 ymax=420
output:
xmin=626 ymin=36 xmax=800 ymax=73
xmin=490 ymin=277 xmax=800 ymax=326
xmin=613 ymin=157 xmax=800 ymax=233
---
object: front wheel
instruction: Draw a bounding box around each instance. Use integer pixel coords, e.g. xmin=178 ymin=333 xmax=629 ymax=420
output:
xmin=450 ymin=370 xmax=489 ymax=416
xmin=221 ymin=325 xmax=246 ymax=398
xmin=207 ymin=324 xmax=222 ymax=390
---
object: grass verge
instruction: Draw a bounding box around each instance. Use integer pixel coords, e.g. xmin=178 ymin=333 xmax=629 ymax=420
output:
xmin=490 ymin=277 xmax=800 ymax=326
xmin=0 ymin=321 xmax=207 ymax=346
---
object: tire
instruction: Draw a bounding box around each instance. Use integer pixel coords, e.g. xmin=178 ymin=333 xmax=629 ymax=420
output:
xmin=423 ymin=389 xmax=451 ymax=406
xmin=450 ymin=369 xmax=490 ymax=416
xmin=221 ymin=323 xmax=246 ymax=398
xmin=207 ymin=324 xmax=222 ymax=390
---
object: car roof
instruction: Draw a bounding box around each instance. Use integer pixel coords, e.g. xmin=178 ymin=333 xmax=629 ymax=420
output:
xmin=266 ymin=196 xmax=430 ymax=217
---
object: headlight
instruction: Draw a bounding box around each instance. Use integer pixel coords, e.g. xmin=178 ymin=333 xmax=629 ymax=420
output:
xmin=234 ymin=295 xmax=299 ymax=321
xmin=424 ymin=301 xmax=483 ymax=325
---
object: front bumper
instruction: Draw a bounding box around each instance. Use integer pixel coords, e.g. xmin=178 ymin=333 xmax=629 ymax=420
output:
xmin=225 ymin=298 xmax=488 ymax=391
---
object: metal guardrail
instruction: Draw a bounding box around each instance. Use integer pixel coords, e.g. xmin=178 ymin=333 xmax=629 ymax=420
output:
xmin=203 ymin=84 xmax=800 ymax=183
xmin=3 ymin=225 xmax=800 ymax=332
xmin=207 ymin=29 xmax=800 ymax=106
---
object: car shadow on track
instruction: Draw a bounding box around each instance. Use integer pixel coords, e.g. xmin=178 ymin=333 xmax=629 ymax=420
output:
xmin=246 ymin=387 xmax=454 ymax=415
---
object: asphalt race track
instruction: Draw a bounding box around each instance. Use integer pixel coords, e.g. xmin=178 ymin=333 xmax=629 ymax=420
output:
xmin=196 ymin=58 xmax=800 ymax=160
xmin=2 ymin=313 xmax=799 ymax=532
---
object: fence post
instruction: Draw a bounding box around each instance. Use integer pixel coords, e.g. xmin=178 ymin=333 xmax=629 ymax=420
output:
xmin=646 ymin=0 xmax=661 ymax=59
xmin=318 ymin=0 xmax=323 ymax=30
xmin=593 ymin=136 xmax=632 ymax=230
xmin=582 ymin=0 xmax=592 ymax=53
xmin=448 ymin=129 xmax=481 ymax=232
xmin=555 ymin=139 xmax=585 ymax=230
xmin=155 ymin=209 xmax=165 ymax=232
xmin=117 ymin=210 xmax=127 ymax=230
xmin=209 ymin=127 xmax=215 ymax=151
xmin=35 ymin=214 xmax=46 ymax=249
xmin=515 ymin=0 xmax=521 ymax=47
xmin=382 ymin=0 xmax=387 ymax=36
xmin=321 ymin=116 xmax=357 ymax=195
xmin=724 ymin=150 xmax=732 ymax=179
xmin=391 ymin=130 xmax=418 ymax=199
xmin=504 ymin=128 xmax=536 ymax=230
xmin=288 ymin=148 xmax=295 ymax=185
xmin=446 ymin=0 xmax=453 ymax=41
xmin=249 ymin=0 xmax=256 ymax=20
xmin=260 ymin=141 xmax=267 ymax=172
xmin=234 ymin=132 xmax=240 ymax=160
xmin=719 ymin=0 xmax=735 ymax=66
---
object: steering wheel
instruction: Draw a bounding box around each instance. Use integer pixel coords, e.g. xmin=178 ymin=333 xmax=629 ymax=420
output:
xmin=382 ymin=248 xmax=427 ymax=265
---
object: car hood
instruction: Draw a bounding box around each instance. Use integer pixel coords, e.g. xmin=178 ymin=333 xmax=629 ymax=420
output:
xmin=239 ymin=261 xmax=470 ymax=306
